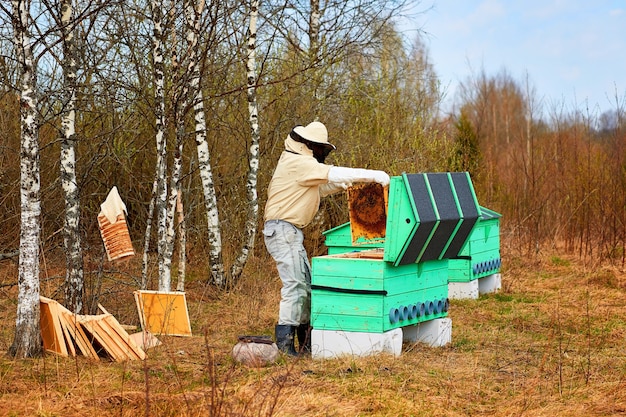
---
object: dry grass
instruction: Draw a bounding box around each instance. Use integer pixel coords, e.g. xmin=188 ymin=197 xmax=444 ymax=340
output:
xmin=0 ymin=249 xmax=625 ymax=417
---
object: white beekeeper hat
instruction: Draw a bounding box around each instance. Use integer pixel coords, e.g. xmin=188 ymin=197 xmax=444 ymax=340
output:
xmin=291 ymin=121 xmax=336 ymax=150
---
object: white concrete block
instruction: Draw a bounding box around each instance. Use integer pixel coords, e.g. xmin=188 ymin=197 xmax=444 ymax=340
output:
xmin=479 ymin=273 xmax=502 ymax=295
xmin=448 ymin=279 xmax=479 ymax=300
xmin=402 ymin=318 xmax=452 ymax=347
xmin=311 ymin=328 xmax=403 ymax=360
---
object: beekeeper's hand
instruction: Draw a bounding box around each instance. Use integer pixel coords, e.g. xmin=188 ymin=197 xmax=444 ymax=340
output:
xmin=328 ymin=167 xmax=390 ymax=188
xmin=370 ymin=170 xmax=390 ymax=187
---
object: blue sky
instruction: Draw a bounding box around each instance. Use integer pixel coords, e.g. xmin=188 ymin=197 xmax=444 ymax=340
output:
xmin=401 ymin=0 xmax=626 ymax=117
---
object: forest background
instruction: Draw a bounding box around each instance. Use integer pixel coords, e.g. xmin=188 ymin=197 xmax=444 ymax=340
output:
xmin=0 ymin=0 xmax=625 ymax=415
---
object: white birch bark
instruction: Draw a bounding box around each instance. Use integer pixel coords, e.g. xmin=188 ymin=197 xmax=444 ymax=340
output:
xmin=151 ymin=0 xmax=171 ymax=292
xmin=308 ymin=0 xmax=322 ymax=114
xmin=230 ymin=0 xmax=260 ymax=281
xmin=172 ymin=1 xmax=188 ymax=292
xmin=309 ymin=0 xmax=320 ymax=57
xmin=9 ymin=0 xmax=42 ymax=358
xmin=60 ymin=0 xmax=84 ymax=314
xmin=175 ymin=189 xmax=187 ymax=291
xmin=163 ymin=124 xmax=183 ymax=290
xmin=185 ymin=0 xmax=225 ymax=287
xmin=142 ymin=179 xmax=158 ymax=290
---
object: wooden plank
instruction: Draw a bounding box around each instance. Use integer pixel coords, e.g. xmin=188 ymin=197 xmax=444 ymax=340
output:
xmin=97 ymin=303 xmax=145 ymax=359
xmin=60 ymin=311 xmax=100 ymax=360
xmin=56 ymin=308 xmax=77 ymax=357
xmin=102 ymin=315 xmax=146 ymax=360
xmin=47 ymin=298 xmax=98 ymax=359
xmin=98 ymin=213 xmax=135 ymax=261
xmin=92 ymin=317 xmax=132 ymax=361
xmin=39 ymin=297 xmax=68 ymax=356
xmin=134 ymin=291 xmax=146 ymax=332
xmin=40 ymin=301 xmax=66 ymax=355
xmin=78 ymin=315 xmax=122 ymax=361
xmin=129 ymin=331 xmax=161 ymax=351
xmin=49 ymin=300 xmax=77 ymax=357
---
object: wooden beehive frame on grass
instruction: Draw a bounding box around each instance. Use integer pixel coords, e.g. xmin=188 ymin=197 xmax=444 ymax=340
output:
xmin=134 ymin=290 xmax=192 ymax=337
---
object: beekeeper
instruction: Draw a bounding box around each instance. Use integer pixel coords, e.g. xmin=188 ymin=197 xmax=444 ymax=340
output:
xmin=263 ymin=121 xmax=390 ymax=356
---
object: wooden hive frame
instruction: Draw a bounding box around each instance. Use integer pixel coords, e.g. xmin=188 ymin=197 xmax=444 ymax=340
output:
xmin=134 ymin=290 xmax=192 ymax=337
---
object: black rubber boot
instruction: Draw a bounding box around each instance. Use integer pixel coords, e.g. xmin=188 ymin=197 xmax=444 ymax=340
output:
xmin=275 ymin=324 xmax=298 ymax=356
xmin=297 ymin=322 xmax=312 ymax=353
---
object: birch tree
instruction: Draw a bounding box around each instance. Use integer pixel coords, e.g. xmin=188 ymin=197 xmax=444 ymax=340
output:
xmin=171 ymin=0 xmax=188 ymax=292
xmin=161 ymin=1 xmax=186 ymax=293
xmin=9 ymin=0 xmax=42 ymax=358
xmin=230 ymin=0 xmax=260 ymax=282
xmin=150 ymin=0 xmax=171 ymax=292
xmin=185 ymin=0 xmax=225 ymax=287
xmin=59 ymin=0 xmax=84 ymax=313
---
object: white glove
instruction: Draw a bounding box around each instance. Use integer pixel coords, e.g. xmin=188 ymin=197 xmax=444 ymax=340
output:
xmin=328 ymin=167 xmax=390 ymax=188
xmin=319 ymin=182 xmax=348 ymax=197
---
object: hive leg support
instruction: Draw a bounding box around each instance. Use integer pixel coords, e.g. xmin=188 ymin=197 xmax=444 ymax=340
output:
xmin=448 ymin=279 xmax=479 ymax=300
xmin=478 ymin=273 xmax=501 ymax=295
xmin=402 ymin=318 xmax=452 ymax=347
xmin=311 ymin=328 xmax=403 ymax=360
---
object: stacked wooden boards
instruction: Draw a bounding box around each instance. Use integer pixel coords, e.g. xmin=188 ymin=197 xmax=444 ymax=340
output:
xmin=39 ymin=296 xmax=146 ymax=361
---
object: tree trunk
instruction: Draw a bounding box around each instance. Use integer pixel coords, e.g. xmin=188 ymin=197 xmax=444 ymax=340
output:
xmin=185 ymin=0 xmax=225 ymax=287
xmin=151 ymin=0 xmax=171 ymax=292
xmin=142 ymin=179 xmax=158 ymax=290
xmin=230 ymin=0 xmax=260 ymax=282
xmin=9 ymin=0 xmax=42 ymax=358
xmin=176 ymin=189 xmax=187 ymax=291
xmin=60 ymin=0 xmax=84 ymax=314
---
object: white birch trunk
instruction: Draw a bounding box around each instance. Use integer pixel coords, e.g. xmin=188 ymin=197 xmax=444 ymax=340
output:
xmin=176 ymin=189 xmax=187 ymax=291
xmin=230 ymin=0 xmax=260 ymax=281
xmin=10 ymin=0 xmax=42 ymax=358
xmin=163 ymin=124 xmax=183 ymax=291
xmin=172 ymin=3 xmax=188 ymax=292
xmin=309 ymin=0 xmax=320 ymax=57
xmin=142 ymin=179 xmax=157 ymax=290
xmin=151 ymin=0 xmax=171 ymax=292
xmin=309 ymin=0 xmax=322 ymax=113
xmin=185 ymin=0 xmax=225 ymax=287
xmin=60 ymin=0 xmax=84 ymax=314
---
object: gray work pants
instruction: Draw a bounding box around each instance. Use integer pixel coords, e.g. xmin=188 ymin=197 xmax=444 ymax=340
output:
xmin=263 ymin=220 xmax=311 ymax=326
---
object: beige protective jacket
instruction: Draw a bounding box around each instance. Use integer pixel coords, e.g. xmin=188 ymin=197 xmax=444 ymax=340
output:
xmin=263 ymin=137 xmax=340 ymax=229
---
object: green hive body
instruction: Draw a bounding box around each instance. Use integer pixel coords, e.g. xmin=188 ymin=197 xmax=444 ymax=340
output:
xmin=312 ymin=255 xmax=449 ymax=332
xmin=448 ymin=206 xmax=502 ymax=283
xmin=311 ymin=172 xmax=493 ymax=334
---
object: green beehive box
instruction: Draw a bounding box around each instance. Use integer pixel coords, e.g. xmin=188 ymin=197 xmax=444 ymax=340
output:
xmin=311 ymin=252 xmax=449 ymax=332
xmin=323 ymin=172 xmax=481 ymax=262
xmin=312 ymin=172 xmax=480 ymax=333
xmin=448 ymin=206 xmax=502 ymax=283
xmin=324 ymin=222 xmax=382 ymax=255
